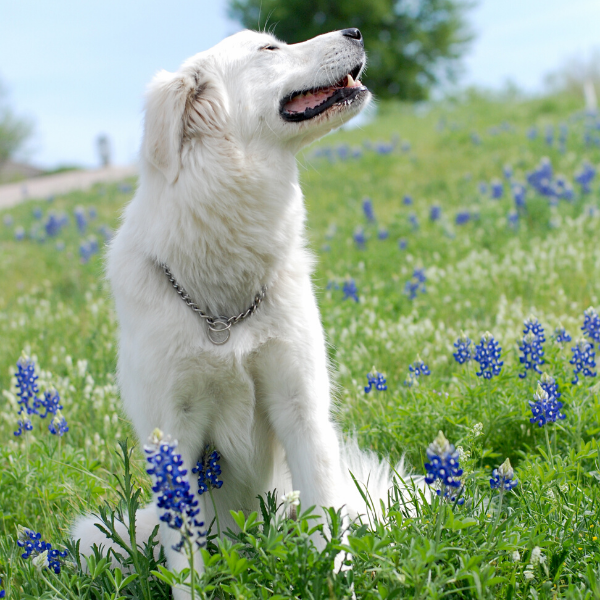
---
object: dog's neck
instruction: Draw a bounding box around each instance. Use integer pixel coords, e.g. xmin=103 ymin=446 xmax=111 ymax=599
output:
xmin=131 ymin=144 xmax=308 ymax=317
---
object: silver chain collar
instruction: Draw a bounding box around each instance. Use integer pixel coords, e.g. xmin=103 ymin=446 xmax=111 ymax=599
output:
xmin=161 ymin=263 xmax=267 ymax=345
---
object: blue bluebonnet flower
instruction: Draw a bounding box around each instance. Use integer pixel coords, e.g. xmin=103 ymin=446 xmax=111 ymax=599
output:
xmin=88 ymin=206 xmax=97 ymax=219
xmin=453 ymin=332 xmax=472 ymax=364
xmin=503 ymin=165 xmax=513 ymax=180
xmin=342 ymin=279 xmax=359 ymax=302
xmin=0 ymin=576 xmax=5 ymax=598
xmin=429 ymin=205 xmax=441 ymax=221
xmin=44 ymin=213 xmax=62 ymax=237
xmin=582 ymin=307 xmax=600 ymax=343
xmin=15 ymin=355 xmax=40 ymax=417
xmin=409 ymin=355 xmax=431 ymax=378
xmin=403 ymin=195 xmax=413 ymax=205
xmin=33 ymin=207 xmax=43 ymax=220
xmin=529 ymin=379 xmax=566 ymax=426
xmin=378 ymin=228 xmax=389 ymax=240
xmin=474 ymin=332 xmax=503 ymax=379
xmin=375 ymin=142 xmax=394 ymax=155
xmin=14 ymin=226 xmax=25 ymax=241
xmin=512 ymin=183 xmax=526 ymax=208
xmin=507 ymin=211 xmax=519 ymax=228
xmin=575 ymin=162 xmax=596 ymax=193
xmin=38 ymin=389 xmax=62 ymax=419
xmin=353 ymin=227 xmax=366 ymax=249
xmin=74 ymin=207 xmax=87 ymax=233
xmin=490 ymin=179 xmax=504 ymax=199
xmin=98 ymin=224 xmax=113 ymax=242
xmin=424 ymin=431 xmax=464 ymax=504
xmin=545 ymin=125 xmax=554 ymax=146
xmin=337 ymin=144 xmax=350 ymax=160
xmin=490 ymin=458 xmax=518 ymax=491
xmin=404 ymin=268 xmax=426 ymax=300
xmin=192 ymin=445 xmax=224 ymax=495
xmin=326 ymin=280 xmax=339 ymax=291
xmin=145 ymin=429 xmax=206 ymax=551
xmin=364 ymin=367 xmax=387 ymax=393
xmin=554 ymin=324 xmax=572 ymax=344
xmin=362 ymin=198 xmax=375 ymax=222
xmin=398 ymin=238 xmax=408 ymax=250
xmin=455 ymin=211 xmax=470 ymax=225
xmin=79 ymin=236 xmax=99 ymax=263
xmin=478 ymin=182 xmax=488 ymax=195
xmin=526 ymin=126 xmax=538 ymax=140
xmin=527 ymin=157 xmax=554 ymax=197
xmin=17 ymin=526 xmax=68 ymax=574
xmin=518 ymin=316 xmax=545 ymax=378
xmin=409 ymin=213 xmax=419 ymax=229
xmin=118 ymin=182 xmax=133 ymax=193
xmin=570 ymin=338 xmax=597 ymax=385
xmin=471 ymin=132 xmax=481 ymax=145
xmin=48 ymin=411 xmax=69 ymax=436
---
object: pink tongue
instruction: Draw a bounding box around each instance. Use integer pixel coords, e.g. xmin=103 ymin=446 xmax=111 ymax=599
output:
xmin=284 ymin=87 xmax=336 ymax=113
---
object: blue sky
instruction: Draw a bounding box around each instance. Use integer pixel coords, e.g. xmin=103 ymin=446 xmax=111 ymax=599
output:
xmin=1 ymin=0 xmax=599 ymax=169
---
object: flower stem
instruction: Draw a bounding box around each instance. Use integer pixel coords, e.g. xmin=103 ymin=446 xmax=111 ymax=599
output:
xmin=544 ymin=426 xmax=553 ymax=462
xmin=208 ymin=488 xmax=221 ymax=538
xmin=187 ymin=539 xmax=196 ymax=600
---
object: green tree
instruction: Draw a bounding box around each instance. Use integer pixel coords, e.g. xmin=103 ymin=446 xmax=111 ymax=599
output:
xmin=228 ymin=0 xmax=474 ymax=100
xmin=0 ymin=81 xmax=33 ymax=167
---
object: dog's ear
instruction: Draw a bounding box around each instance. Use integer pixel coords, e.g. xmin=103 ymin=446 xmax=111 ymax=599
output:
xmin=143 ymin=70 xmax=197 ymax=184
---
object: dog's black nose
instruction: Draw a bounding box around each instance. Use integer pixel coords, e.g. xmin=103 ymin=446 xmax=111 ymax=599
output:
xmin=341 ymin=28 xmax=362 ymax=43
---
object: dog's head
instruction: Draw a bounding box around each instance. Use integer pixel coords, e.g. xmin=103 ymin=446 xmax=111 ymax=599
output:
xmin=143 ymin=29 xmax=370 ymax=183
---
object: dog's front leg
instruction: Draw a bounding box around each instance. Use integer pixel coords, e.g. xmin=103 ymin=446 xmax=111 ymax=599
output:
xmin=255 ymin=339 xmax=347 ymax=550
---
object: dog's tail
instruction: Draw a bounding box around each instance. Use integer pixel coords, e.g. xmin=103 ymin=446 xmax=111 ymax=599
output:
xmin=339 ymin=438 xmax=424 ymax=524
xmin=71 ymin=505 xmax=160 ymax=566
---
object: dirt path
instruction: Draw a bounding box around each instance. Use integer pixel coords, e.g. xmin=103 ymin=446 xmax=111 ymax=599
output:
xmin=0 ymin=165 xmax=138 ymax=209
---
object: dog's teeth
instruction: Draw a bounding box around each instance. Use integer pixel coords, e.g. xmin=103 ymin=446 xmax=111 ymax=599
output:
xmin=347 ymin=74 xmax=355 ymax=87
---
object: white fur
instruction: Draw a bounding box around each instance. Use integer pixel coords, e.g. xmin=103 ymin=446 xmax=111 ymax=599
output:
xmin=73 ymin=29 xmax=413 ymax=597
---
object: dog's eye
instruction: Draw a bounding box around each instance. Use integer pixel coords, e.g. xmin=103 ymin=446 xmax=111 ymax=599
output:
xmin=260 ymin=45 xmax=279 ymax=51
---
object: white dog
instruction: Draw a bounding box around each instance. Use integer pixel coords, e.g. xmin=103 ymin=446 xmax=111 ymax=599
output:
xmin=74 ymin=28 xmax=410 ymax=597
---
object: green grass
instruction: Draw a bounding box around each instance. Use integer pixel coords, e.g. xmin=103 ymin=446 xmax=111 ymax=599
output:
xmin=1 ymin=90 xmax=600 ymax=598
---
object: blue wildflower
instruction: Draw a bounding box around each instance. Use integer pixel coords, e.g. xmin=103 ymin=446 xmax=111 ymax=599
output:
xmin=378 ymin=228 xmax=389 ymax=240
xmin=88 ymin=206 xmax=97 ymax=219
xmin=518 ymin=316 xmax=545 ymax=378
xmin=0 ymin=576 xmax=5 ymax=598
xmin=526 ymin=126 xmax=537 ymax=140
xmin=145 ymin=429 xmax=206 ymax=551
xmin=80 ymin=236 xmax=99 ymax=263
xmin=44 ymin=213 xmax=63 ymax=237
xmin=353 ymin=227 xmax=366 ymax=249
xmin=364 ymin=367 xmax=387 ymax=393
xmin=503 ymin=165 xmax=513 ymax=180
xmin=398 ymin=238 xmax=407 ymax=250
xmin=474 ymin=332 xmax=503 ymax=379
xmin=342 ymin=279 xmax=359 ymax=302
xmin=424 ymin=431 xmax=464 ymax=504
xmin=471 ymin=132 xmax=481 ymax=145
xmin=74 ymin=207 xmax=87 ymax=233
xmin=15 ymin=355 xmax=40 ymax=417
xmin=582 ymin=307 xmax=600 ymax=343
xmin=118 ymin=182 xmax=133 ymax=193
xmin=455 ymin=211 xmax=470 ymax=225
xmin=430 ymin=205 xmax=441 ymax=221
xmin=362 ymin=198 xmax=375 ymax=222
xmin=507 ymin=211 xmax=519 ymax=228
xmin=529 ymin=378 xmax=566 ymax=426
xmin=409 ymin=355 xmax=431 ymax=378
xmin=512 ymin=183 xmax=526 ymax=208
xmin=33 ymin=207 xmax=43 ymax=220
xmin=409 ymin=213 xmax=419 ymax=229
xmin=490 ymin=179 xmax=504 ymax=199
xmin=554 ymin=324 xmax=571 ymax=344
xmin=17 ymin=526 xmax=68 ymax=574
xmin=570 ymin=338 xmax=597 ymax=385
xmin=575 ymin=162 xmax=596 ymax=194
xmin=453 ymin=333 xmax=472 ymax=364
xmin=14 ymin=226 xmax=25 ymax=241
xmin=38 ymin=388 xmax=62 ymax=419
xmin=490 ymin=458 xmax=518 ymax=491
xmin=403 ymin=195 xmax=413 ymax=205
xmin=545 ymin=125 xmax=554 ymax=146
xmin=404 ymin=268 xmax=426 ymax=300
xmin=326 ymin=280 xmax=339 ymax=291
xmin=192 ymin=445 xmax=224 ymax=495
xmin=48 ymin=411 xmax=69 ymax=436
xmin=478 ymin=182 xmax=488 ymax=195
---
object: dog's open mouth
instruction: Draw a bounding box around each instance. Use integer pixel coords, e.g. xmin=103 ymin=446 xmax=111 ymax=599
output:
xmin=280 ymin=63 xmax=367 ymax=122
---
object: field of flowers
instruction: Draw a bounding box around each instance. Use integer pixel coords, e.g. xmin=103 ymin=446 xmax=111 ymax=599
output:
xmin=1 ymin=89 xmax=600 ymax=599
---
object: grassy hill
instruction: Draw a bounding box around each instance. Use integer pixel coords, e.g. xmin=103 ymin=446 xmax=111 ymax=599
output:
xmin=1 ymin=91 xmax=599 ymax=598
